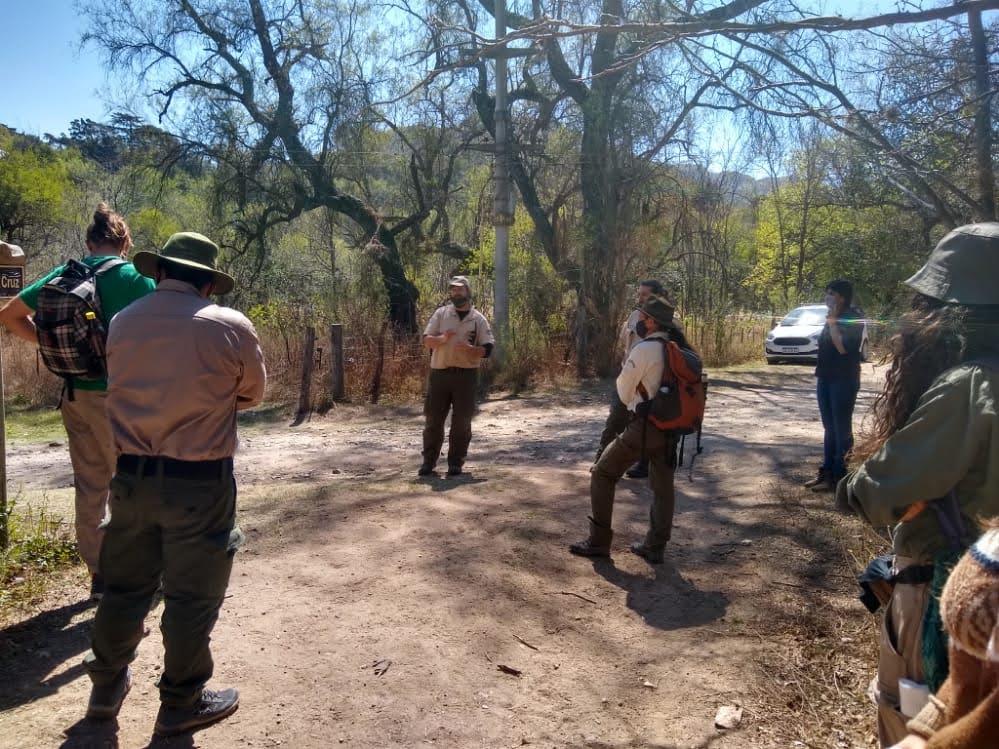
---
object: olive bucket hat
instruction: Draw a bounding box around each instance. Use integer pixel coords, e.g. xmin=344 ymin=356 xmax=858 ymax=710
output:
xmin=640 ymin=294 xmax=676 ymax=328
xmin=905 ymin=222 xmax=999 ymax=306
xmin=133 ymin=232 xmax=235 ymax=295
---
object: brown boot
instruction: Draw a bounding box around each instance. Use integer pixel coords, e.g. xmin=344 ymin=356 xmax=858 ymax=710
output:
xmin=803 ymin=469 xmax=828 ymax=489
xmin=569 ymin=517 xmax=611 ymax=557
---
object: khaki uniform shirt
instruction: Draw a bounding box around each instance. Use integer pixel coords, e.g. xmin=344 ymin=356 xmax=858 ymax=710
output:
xmin=617 ymin=309 xmax=643 ymax=368
xmin=616 ymin=332 xmax=668 ymax=412
xmin=106 ymin=280 xmax=267 ymax=461
xmin=423 ymin=304 xmax=495 ymax=369
xmin=842 ymin=362 xmax=999 ymax=561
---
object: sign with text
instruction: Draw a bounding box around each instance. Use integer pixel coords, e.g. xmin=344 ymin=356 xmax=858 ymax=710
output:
xmin=0 ymin=266 xmax=23 ymax=298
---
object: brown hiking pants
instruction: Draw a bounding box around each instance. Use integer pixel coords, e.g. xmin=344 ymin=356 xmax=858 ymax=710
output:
xmin=61 ymin=389 xmax=117 ymax=574
xmin=588 ymin=416 xmax=676 ymax=549
xmin=422 ymin=367 xmax=478 ymax=468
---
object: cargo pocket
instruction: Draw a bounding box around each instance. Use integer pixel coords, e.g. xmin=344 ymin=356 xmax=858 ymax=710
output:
xmin=102 ymin=474 xmax=137 ymax=530
xmin=875 ymin=596 xmax=918 ymax=745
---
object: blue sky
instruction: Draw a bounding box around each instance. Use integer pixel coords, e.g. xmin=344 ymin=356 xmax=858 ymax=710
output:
xmin=0 ymin=0 xmax=115 ymax=137
xmin=0 ymin=0 xmax=965 ymax=140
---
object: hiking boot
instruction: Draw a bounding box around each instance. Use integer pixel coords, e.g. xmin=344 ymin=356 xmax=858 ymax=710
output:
xmin=154 ymin=688 xmax=240 ymax=737
xmin=810 ymin=477 xmax=835 ymax=493
xmin=90 ymin=574 xmax=106 ymax=602
xmin=629 ymin=542 xmax=664 ymax=564
xmin=417 ymin=463 xmax=435 ymax=477
xmin=803 ymin=469 xmax=828 ymax=489
xmin=86 ymin=667 xmax=131 ymax=720
xmin=625 ymin=461 xmax=649 ymax=479
xmin=569 ymin=539 xmax=610 ymax=558
xmin=446 ymin=464 xmax=462 ymax=477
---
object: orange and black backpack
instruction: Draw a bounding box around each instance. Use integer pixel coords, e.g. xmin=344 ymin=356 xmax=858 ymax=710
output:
xmin=636 ymin=339 xmax=708 ymax=465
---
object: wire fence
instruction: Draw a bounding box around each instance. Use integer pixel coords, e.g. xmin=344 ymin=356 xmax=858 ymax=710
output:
xmin=0 ymin=311 xmax=781 ymax=413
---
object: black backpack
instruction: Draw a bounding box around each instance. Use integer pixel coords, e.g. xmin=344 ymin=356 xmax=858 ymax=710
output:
xmin=33 ymin=257 xmax=125 ymax=398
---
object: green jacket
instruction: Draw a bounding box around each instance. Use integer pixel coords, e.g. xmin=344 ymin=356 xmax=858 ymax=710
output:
xmin=840 ymin=362 xmax=999 ymax=562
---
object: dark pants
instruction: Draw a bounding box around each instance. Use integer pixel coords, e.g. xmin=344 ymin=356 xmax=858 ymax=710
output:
xmin=422 ymin=367 xmax=478 ymax=468
xmin=84 ymin=457 xmax=242 ymax=708
xmin=816 ymin=376 xmax=859 ymax=482
xmin=598 ymin=391 xmax=632 ymax=452
xmin=597 ymin=390 xmax=648 ymax=473
xmin=589 ymin=417 xmax=677 ymax=549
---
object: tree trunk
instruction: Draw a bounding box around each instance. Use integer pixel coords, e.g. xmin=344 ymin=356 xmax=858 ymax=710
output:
xmin=968 ymin=10 xmax=996 ymax=220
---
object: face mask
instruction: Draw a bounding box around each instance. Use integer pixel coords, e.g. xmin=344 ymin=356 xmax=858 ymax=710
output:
xmin=451 ymin=295 xmax=469 ymax=307
xmin=635 ymin=319 xmax=649 ymax=338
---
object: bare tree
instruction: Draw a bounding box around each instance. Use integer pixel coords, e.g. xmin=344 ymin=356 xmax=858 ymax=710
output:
xmin=82 ymin=0 xmax=440 ymax=332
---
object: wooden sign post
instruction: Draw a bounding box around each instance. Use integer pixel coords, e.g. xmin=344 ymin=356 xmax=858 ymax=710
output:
xmin=0 ymin=242 xmax=25 ymax=549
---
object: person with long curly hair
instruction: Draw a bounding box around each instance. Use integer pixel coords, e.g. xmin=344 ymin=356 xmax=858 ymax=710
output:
xmin=837 ymin=223 xmax=999 ymax=747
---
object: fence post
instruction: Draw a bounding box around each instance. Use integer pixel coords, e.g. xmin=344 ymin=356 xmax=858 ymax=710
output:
xmin=370 ymin=320 xmax=388 ymax=404
xmin=330 ymin=324 xmax=345 ymax=401
xmin=295 ymin=325 xmax=316 ymax=423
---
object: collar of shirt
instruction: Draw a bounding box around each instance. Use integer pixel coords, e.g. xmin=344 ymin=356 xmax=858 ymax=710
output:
xmin=156 ymin=279 xmax=204 ymax=296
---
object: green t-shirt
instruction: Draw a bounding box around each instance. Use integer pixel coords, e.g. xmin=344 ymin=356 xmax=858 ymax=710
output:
xmin=19 ymin=255 xmax=156 ymax=391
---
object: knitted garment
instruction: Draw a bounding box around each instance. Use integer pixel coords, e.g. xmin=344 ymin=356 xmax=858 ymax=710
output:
xmin=924 ymin=551 xmax=962 ymax=691
xmin=941 ymin=528 xmax=999 ymax=663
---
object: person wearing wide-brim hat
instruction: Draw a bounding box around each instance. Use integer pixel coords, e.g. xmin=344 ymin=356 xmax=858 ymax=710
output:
xmin=83 ymin=231 xmax=266 ymax=736
xmin=570 ymin=293 xmax=694 ymax=565
xmin=131 ymin=231 xmax=235 ymax=294
xmin=837 ymin=223 xmax=999 ymax=748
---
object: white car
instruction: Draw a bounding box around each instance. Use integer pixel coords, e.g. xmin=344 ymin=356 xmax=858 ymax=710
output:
xmin=765 ymin=304 xmax=869 ymax=365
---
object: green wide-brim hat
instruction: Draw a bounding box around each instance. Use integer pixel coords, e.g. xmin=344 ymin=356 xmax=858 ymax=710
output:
xmin=905 ymin=222 xmax=999 ymax=305
xmin=641 ymin=294 xmax=676 ymax=328
xmin=133 ymin=231 xmax=235 ymax=295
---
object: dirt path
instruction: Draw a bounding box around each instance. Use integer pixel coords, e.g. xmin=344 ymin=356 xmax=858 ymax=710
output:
xmin=0 ymin=365 xmax=888 ymax=749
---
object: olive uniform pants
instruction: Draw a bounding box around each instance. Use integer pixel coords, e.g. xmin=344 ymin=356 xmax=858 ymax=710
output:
xmin=597 ymin=391 xmax=631 ymax=454
xmin=588 ymin=417 xmax=677 ymax=549
xmin=84 ymin=457 xmax=243 ymax=708
xmin=422 ymin=367 xmax=478 ymax=468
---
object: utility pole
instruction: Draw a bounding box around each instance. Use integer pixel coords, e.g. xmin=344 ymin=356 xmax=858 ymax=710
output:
xmin=492 ymin=0 xmax=513 ymax=360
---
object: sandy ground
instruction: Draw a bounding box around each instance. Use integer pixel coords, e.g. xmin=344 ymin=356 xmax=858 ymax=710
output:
xmin=0 ymin=363 xmax=889 ymax=749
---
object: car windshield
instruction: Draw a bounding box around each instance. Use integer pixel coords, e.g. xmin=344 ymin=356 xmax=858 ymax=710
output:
xmin=780 ymin=308 xmax=826 ymax=327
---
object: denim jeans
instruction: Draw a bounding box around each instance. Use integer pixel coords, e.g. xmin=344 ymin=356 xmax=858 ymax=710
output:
xmin=816 ymin=376 xmax=860 ymax=482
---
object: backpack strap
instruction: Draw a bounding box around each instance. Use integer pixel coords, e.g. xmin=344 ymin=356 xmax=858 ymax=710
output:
xmin=91 ymin=257 xmax=126 ymax=276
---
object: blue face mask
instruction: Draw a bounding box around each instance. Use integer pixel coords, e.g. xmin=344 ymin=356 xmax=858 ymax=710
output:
xmin=635 ymin=319 xmax=649 ymax=338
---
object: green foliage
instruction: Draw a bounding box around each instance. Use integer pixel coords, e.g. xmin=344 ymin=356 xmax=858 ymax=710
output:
xmin=0 ymin=127 xmax=72 ymax=241
xmin=0 ymin=499 xmax=79 ymax=610
xmin=743 ymin=181 xmax=927 ymax=315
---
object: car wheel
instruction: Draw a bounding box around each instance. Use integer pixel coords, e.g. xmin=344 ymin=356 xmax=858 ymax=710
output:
xmin=766 ymin=357 xmax=779 ymax=365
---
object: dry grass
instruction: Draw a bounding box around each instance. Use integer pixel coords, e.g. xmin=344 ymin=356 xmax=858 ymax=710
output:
xmin=0 ymin=334 xmax=62 ymax=409
xmin=683 ymin=313 xmax=770 ymax=368
xmin=745 ymin=479 xmax=890 ymax=748
xmin=0 ymin=313 xmax=770 ymax=411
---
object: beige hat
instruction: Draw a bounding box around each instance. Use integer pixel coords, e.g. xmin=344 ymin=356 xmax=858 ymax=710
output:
xmin=449 ymin=275 xmax=472 ymax=296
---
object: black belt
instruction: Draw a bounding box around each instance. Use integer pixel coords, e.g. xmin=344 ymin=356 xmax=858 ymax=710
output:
xmin=117 ymin=454 xmax=233 ymax=480
xmin=435 ymin=367 xmax=476 ymax=373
